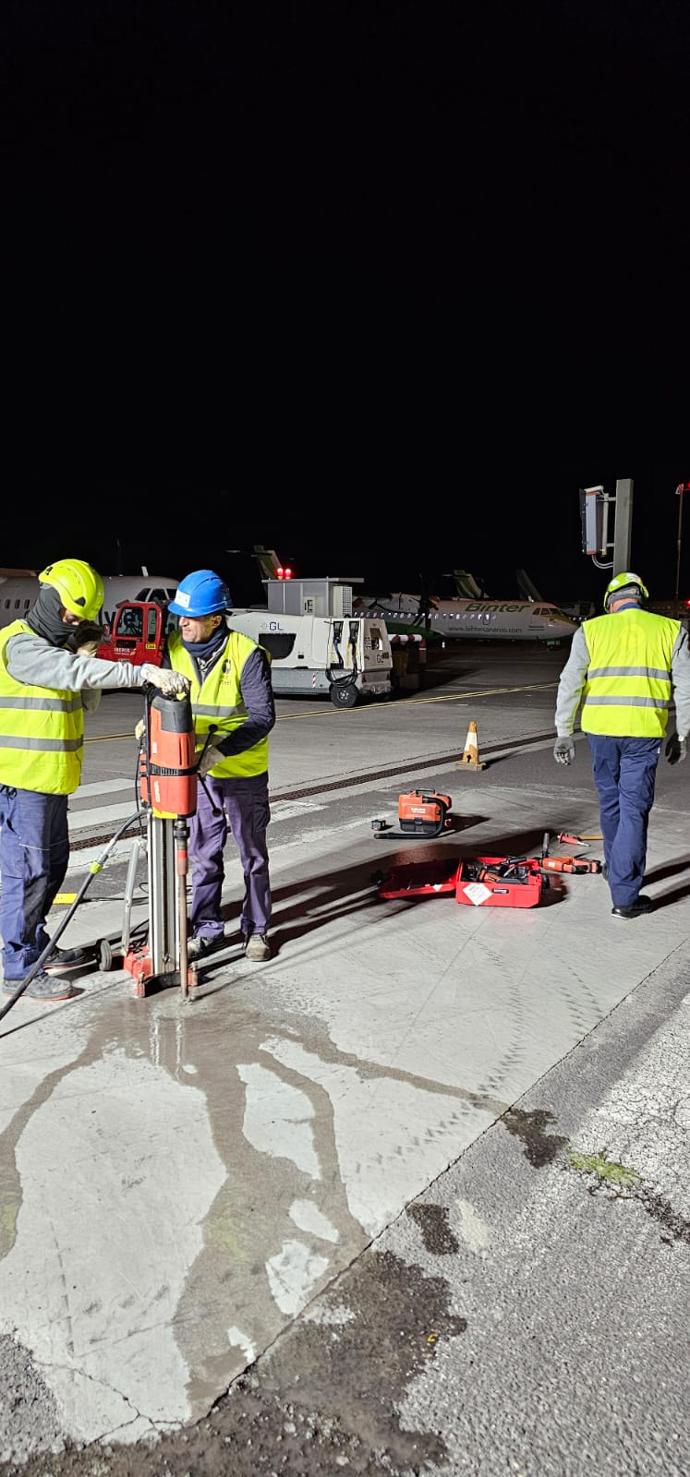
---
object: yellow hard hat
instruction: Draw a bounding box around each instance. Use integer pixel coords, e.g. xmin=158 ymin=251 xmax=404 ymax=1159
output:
xmin=603 ymin=571 xmax=649 ymax=611
xmin=38 ymin=559 xmax=105 ymax=621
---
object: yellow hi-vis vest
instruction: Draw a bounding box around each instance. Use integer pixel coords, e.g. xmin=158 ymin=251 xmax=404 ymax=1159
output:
xmin=167 ymin=628 xmax=269 ymax=779
xmin=0 ymin=621 xmax=84 ymax=794
xmin=581 ymin=608 xmax=680 ymax=738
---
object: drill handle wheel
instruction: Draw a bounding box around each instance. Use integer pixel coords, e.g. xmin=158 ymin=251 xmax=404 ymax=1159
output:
xmin=194 ymin=726 xmax=224 ymax=817
xmin=195 ymin=725 xmax=218 ymax=771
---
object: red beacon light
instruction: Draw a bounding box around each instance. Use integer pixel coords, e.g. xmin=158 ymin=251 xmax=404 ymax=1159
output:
xmin=283 ymin=566 xmax=293 ymax=579
xmin=276 ymin=567 xmax=285 ymax=580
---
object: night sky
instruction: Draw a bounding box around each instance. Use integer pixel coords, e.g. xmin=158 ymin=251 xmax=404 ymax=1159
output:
xmin=13 ymin=6 xmax=689 ymax=581
xmin=10 ymin=472 xmax=690 ymax=608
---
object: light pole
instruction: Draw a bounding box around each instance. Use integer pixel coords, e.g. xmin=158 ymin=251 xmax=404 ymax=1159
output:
xmin=675 ymin=483 xmax=690 ymax=601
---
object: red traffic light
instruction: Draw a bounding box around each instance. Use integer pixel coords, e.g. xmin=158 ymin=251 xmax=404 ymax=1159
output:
xmin=284 ymin=566 xmax=293 ymax=579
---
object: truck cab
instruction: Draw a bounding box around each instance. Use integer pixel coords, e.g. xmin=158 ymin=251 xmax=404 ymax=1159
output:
xmin=97 ymin=600 xmax=170 ymax=667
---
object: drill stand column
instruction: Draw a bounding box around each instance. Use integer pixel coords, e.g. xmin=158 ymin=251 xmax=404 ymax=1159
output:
xmin=123 ymin=812 xmax=197 ymax=998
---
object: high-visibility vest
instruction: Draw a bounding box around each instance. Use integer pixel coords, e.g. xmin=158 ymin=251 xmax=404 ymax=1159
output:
xmin=0 ymin=621 xmax=84 ymax=794
xmin=167 ymin=628 xmax=269 ymax=778
xmin=581 ymin=609 xmax=680 ymax=737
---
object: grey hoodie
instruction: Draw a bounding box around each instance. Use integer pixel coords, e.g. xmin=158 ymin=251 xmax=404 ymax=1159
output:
xmin=5 ymin=631 xmax=147 ymax=713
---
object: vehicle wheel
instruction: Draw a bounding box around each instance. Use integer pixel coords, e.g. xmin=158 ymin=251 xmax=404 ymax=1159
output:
xmin=330 ymin=682 xmax=359 ymax=708
xmin=98 ymin=939 xmax=114 ymax=972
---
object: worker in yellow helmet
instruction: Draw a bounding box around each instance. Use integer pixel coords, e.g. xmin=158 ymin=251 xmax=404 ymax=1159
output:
xmin=554 ymin=572 xmax=690 ymax=918
xmin=0 ymin=559 xmax=189 ymax=1003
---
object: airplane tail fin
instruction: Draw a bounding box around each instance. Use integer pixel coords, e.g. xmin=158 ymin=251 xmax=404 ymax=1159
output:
xmin=253 ymin=546 xmax=282 ymax=579
xmin=453 ymin=569 xmax=487 ymax=599
xmin=516 ymin=568 xmax=544 ymax=603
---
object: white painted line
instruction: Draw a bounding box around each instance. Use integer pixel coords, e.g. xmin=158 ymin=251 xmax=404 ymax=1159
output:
xmin=68 ymin=801 xmax=138 ymax=831
xmin=66 ymin=836 xmax=140 ymax=873
xmin=74 ymin=778 xmax=133 ymax=799
xmin=271 ymin=799 xmax=326 ymax=821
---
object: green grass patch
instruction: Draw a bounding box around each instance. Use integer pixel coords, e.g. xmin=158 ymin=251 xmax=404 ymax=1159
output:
xmin=568 ymin=1149 xmax=641 ymax=1187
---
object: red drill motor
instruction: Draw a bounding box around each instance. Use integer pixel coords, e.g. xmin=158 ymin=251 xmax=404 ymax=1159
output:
xmin=139 ymin=692 xmax=198 ymax=817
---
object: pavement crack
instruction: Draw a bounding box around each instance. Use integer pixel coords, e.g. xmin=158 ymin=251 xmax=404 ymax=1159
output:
xmin=33 ymin=1356 xmax=152 ymax=1431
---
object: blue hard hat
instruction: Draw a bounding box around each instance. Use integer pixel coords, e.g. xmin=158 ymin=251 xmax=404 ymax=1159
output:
xmin=168 ymin=569 xmax=231 ymax=617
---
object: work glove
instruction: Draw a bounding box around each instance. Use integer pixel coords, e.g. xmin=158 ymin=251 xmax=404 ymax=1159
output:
xmin=198 ymin=744 xmax=225 ymax=778
xmin=665 ymin=732 xmax=687 ymax=766
xmin=66 ymin=621 xmax=105 ymax=656
xmin=141 ymin=664 xmax=190 ymax=697
xmin=553 ymin=736 xmax=576 ymax=766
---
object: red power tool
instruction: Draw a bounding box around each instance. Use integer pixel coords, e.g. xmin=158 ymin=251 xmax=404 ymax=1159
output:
xmin=375 ymin=828 xmax=602 ymax=909
xmin=372 ymin=790 xmax=453 ymax=840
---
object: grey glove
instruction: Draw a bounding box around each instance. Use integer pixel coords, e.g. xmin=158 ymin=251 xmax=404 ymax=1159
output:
xmin=141 ymin=664 xmax=190 ymax=697
xmin=665 ymin=733 xmax=687 ymax=766
xmin=554 ymin=736 xmax=576 ymax=766
xmin=198 ymin=743 xmax=225 ymax=778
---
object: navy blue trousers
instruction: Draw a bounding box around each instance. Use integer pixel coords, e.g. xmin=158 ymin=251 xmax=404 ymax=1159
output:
xmin=0 ymin=786 xmax=69 ymax=980
xmin=189 ymin=773 xmax=271 ymax=940
xmin=587 ymin=736 xmax=661 ymax=908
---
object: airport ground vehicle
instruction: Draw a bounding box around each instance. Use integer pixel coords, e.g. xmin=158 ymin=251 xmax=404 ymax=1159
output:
xmin=98 ymin=578 xmax=393 ymax=708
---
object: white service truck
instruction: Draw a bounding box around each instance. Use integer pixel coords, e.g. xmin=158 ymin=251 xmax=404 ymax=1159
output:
xmin=230 ymin=577 xmax=393 ymax=707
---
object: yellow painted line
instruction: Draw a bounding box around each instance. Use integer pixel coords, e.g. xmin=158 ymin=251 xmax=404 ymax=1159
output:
xmin=277 ymin=680 xmax=557 ymax=719
xmin=85 ymin=681 xmax=558 ymax=739
xmin=84 ymin=733 xmax=133 ymax=743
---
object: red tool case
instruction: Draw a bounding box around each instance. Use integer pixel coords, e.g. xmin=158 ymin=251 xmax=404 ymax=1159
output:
xmin=377 ymin=855 xmax=543 ymax=908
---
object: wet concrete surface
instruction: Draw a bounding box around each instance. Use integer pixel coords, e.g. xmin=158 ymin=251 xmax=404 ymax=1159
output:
xmin=2 ymin=646 xmax=690 ymax=1470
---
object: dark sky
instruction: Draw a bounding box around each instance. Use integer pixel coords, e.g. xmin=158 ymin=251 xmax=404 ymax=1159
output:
xmin=11 ymin=472 xmax=690 ymax=607
xmin=12 ymin=6 xmax=689 ymax=551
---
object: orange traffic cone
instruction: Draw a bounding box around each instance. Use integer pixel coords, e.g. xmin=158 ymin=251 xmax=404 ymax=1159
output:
xmin=459 ymin=719 xmax=486 ymax=770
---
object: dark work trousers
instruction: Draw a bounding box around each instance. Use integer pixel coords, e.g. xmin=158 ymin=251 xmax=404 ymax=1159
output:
xmin=0 ymin=785 xmax=69 ymax=980
xmin=189 ymin=772 xmax=271 ymax=941
xmin=587 ymin=735 xmax=662 ymax=909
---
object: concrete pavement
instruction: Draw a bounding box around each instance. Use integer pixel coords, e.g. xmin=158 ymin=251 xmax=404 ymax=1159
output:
xmin=1 ymin=645 xmax=689 ymax=1469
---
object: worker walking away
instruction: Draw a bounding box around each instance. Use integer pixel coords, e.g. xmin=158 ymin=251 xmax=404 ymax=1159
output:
xmin=553 ymin=571 xmax=690 ymax=918
xmin=0 ymin=558 xmax=190 ymax=1003
xmin=166 ymin=569 xmax=275 ymax=961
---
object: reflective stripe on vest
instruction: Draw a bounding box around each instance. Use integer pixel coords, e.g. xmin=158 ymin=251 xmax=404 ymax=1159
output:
xmin=168 ymin=628 xmax=269 ymax=778
xmin=581 ymin=609 xmax=680 ymax=738
xmin=0 ymin=621 xmax=85 ymax=794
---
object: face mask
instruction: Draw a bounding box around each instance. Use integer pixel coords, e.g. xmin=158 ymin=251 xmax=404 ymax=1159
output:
xmin=26 ymin=586 xmax=77 ymax=647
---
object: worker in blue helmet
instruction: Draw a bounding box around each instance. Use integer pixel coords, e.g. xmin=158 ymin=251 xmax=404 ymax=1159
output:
xmin=165 ymin=570 xmax=276 ymax=961
xmin=554 ymin=571 xmax=690 ymax=918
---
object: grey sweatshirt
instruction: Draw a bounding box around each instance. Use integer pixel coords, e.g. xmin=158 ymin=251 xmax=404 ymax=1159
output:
xmin=555 ymin=619 xmax=690 ymax=739
xmin=6 ymin=633 xmax=147 ymax=713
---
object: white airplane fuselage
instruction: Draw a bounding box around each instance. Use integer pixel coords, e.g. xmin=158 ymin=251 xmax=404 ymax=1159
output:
xmin=0 ymin=573 xmax=179 ymax=632
xmin=357 ymin=593 xmax=577 ymax=642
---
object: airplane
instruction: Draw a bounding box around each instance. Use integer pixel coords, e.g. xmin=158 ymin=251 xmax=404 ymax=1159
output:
xmin=515 ymin=568 xmax=595 ymax=623
xmin=0 ymin=569 xmax=179 ymax=632
xmin=353 ymin=589 xmax=577 ymax=643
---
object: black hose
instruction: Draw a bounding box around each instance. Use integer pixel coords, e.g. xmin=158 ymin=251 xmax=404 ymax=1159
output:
xmin=0 ymin=809 xmax=141 ymax=1028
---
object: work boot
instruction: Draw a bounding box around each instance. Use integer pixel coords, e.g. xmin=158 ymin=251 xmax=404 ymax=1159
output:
xmin=45 ymin=944 xmax=89 ymax=974
xmin=243 ymin=933 xmax=271 ymax=962
xmin=2 ymin=971 xmax=77 ymax=1002
xmin=611 ymin=895 xmax=653 ymax=919
xmin=188 ymin=934 xmax=224 ymax=961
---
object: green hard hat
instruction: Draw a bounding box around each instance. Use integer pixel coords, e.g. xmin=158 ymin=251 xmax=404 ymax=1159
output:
xmin=603 ymin=571 xmax=649 ymax=611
